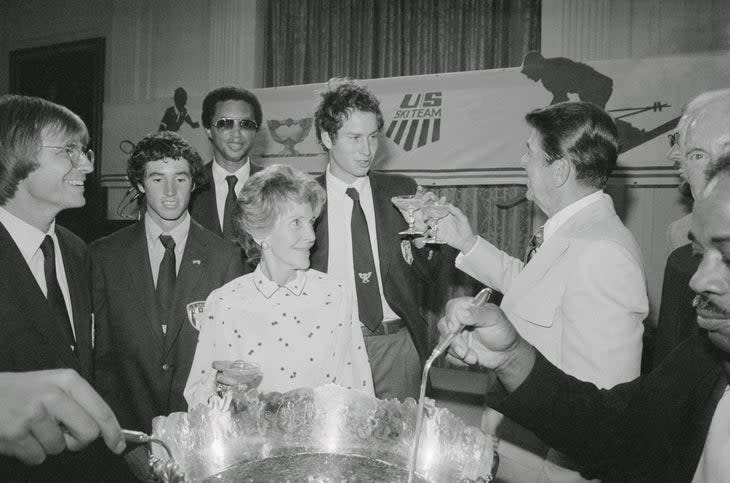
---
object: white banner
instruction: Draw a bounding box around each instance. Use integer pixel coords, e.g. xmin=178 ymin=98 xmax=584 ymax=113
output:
xmin=102 ymin=51 xmax=730 ymax=187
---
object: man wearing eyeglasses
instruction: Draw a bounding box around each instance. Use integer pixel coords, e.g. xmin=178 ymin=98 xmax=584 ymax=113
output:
xmin=655 ymin=89 xmax=730 ymax=366
xmin=0 ymin=94 xmax=108 ymax=481
xmin=189 ymin=86 xmax=263 ymax=271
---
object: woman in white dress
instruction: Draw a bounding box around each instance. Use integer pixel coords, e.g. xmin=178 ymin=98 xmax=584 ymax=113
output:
xmin=184 ymin=165 xmax=373 ymax=408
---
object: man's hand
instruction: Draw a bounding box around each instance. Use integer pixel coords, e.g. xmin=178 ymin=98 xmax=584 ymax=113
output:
xmin=436 ymin=205 xmax=478 ymax=253
xmin=0 ymin=369 xmax=125 ymax=465
xmin=438 ymin=297 xmax=536 ymax=391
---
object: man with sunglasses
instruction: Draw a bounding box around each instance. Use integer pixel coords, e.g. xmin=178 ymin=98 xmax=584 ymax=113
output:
xmin=0 ymin=94 xmax=113 ymax=481
xmin=655 ymin=89 xmax=730 ymax=365
xmin=189 ymin=86 xmax=263 ymax=271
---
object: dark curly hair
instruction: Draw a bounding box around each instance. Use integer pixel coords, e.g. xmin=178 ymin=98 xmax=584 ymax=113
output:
xmin=314 ymin=78 xmax=384 ymax=151
xmin=126 ymin=131 xmax=205 ymax=191
xmin=201 ymin=86 xmax=263 ymax=131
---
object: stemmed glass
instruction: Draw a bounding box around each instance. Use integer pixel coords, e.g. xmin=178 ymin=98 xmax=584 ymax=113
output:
xmin=421 ymin=199 xmax=451 ymax=244
xmin=391 ymin=195 xmax=425 ymax=236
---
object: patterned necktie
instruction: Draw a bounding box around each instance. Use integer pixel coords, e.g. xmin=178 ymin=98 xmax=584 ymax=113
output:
xmin=524 ymin=226 xmax=544 ymax=264
xmin=157 ymin=234 xmax=176 ymax=333
xmin=39 ymin=235 xmax=76 ymax=351
xmin=222 ymin=175 xmax=238 ymax=240
xmin=346 ymin=187 xmax=383 ymax=331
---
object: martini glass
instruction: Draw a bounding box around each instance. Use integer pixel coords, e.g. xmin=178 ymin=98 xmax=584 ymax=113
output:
xmin=391 ymin=195 xmax=425 ymax=236
xmin=421 ymin=199 xmax=451 ymax=244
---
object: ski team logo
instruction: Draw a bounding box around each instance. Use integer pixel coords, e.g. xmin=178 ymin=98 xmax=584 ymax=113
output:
xmin=386 ymin=92 xmax=442 ymax=151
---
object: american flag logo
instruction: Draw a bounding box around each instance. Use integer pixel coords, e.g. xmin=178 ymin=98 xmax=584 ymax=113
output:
xmin=386 ymin=92 xmax=442 ymax=151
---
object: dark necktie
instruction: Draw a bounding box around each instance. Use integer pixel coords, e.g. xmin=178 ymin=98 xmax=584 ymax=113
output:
xmin=222 ymin=175 xmax=238 ymax=240
xmin=346 ymin=187 xmax=383 ymax=331
xmin=39 ymin=235 xmax=75 ymax=351
xmin=524 ymin=226 xmax=544 ymax=264
xmin=157 ymin=234 xmax=176 ymax=333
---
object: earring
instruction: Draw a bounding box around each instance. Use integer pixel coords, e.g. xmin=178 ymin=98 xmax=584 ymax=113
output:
xmin=260 ymin=240 xmax=269 ymax=250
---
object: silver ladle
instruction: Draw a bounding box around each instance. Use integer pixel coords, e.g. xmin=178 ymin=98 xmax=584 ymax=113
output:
xmin=407 ymin=287 xmax=496 ymax=483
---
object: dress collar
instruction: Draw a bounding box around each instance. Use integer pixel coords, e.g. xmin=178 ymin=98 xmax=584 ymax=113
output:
xmin=252 ymin=265 xmax=307 ymax=298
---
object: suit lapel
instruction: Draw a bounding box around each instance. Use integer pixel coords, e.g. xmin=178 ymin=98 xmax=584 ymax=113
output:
xmin=311 ymin=173 xmax=329 ymax=271
xmin=125 ymin=222 xmax=165 ymax=349
xmin=56 ymin=229 xmax=91 ymax=376
xmin=370 ymin=173 xmax=395 ymax=280
xmin=162 ymin=222 xmax=207 ymax=355
xmin=195 ymin=163 xmax=222 ymax=236
xmin=0 ymin=224 xmax=80 ymax=371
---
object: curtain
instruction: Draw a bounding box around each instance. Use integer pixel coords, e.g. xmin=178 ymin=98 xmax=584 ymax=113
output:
xmin=265 ymin=0 xmax=541 ymax=349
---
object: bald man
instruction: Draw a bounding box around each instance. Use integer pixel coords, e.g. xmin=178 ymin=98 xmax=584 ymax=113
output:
xmin=656 ymin=89 xmax=730 ymax=364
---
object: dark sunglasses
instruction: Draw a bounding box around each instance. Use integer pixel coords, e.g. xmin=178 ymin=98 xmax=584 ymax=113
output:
xmin=214 ymin=118 xmax=258 ymax=131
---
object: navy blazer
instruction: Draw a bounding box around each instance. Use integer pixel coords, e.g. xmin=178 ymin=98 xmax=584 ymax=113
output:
xmin=91 ymin=219 xmax=244 ymax=433
xmin=310 ymin=171 xmax=450 ymax=361
xmin=495 ymin=334 xmax=727 ymax=482
xmin=0 ymin=222 xmax=98 ymax=482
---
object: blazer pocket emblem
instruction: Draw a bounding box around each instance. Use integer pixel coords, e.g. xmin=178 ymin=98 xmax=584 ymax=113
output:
xmin=401 ymin=240 xmax=414 ymax=265
xmin=358 ymin=272 xmax=372 ymax=284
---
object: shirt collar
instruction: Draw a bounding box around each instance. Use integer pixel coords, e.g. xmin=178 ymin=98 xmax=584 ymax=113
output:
xmin=544 ymin=190 xmax=605 ymax=242
xmin=212 ymin=157 xmax=250 ymax=186
xmin=325 ymin=165 xmax=369 ymax=197
xmin=252 ymin=265 xmax=307 ymax=298
xmin=0 ymin=206 xmax=55 ymax=262
xmin=144 ymin=211 xmax=191 ymax=248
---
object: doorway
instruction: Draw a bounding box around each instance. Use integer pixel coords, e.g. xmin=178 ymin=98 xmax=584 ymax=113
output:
xmin=10 ymin=37 xmax=106 ymax=242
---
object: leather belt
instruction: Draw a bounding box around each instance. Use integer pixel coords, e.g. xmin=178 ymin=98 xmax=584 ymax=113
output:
xmin=361 ymin=318 xmax=406 ymax=336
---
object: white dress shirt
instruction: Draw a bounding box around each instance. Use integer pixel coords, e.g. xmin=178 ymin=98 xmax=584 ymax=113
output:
xmin=144 ymin=211 xmax=190 ymax=287
xmin=325 ymin=167 xmax=398 ymax=325
xmin=0 ymin=207 xmax=75 ymax=338
xmin=211 ymin=158 xmax=250 ymax=231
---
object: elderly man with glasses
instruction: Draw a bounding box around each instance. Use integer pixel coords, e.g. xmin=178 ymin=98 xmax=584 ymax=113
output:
xmin=189 ymin=86 xmax=264 ymax=272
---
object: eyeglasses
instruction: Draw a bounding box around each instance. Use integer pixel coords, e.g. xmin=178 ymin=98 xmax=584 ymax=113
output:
xmin=668 ymin=132 xmax=679 ymax=148
xmin=42 ymin=145 xmax=94 ymax=167
xmin=213 ymin=118 xmax=258 ymax=131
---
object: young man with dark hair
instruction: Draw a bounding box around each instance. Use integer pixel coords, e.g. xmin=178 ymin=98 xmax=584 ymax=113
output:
xmin=0 ymin=94 xmax=119 ymax=482
xmin=190 ymin=86 xmax=263 ymax=267
xmin=91 ymin=131 xmax=244 ymax=481
xmin=310 ymin=79 xmax=443 ymax=402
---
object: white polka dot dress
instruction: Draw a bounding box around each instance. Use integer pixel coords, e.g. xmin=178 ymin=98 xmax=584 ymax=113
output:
xmin=184 ymin=267 xmax=374 ymax=407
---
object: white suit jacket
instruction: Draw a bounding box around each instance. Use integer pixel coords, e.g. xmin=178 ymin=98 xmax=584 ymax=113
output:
xmin=458 ymin=194 xmax=648 ymax=389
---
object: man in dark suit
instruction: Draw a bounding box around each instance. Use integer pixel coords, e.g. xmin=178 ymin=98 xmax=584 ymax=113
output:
xmin=0 ymin=94 xmax=125 ymax=481
xmin=655 ymin=89 xmax=730 ymax=366
xmin=310 ymin=79 xmax=448 ymax=402
xmin=189 ymin=86 xmax=263 ymax=271
xmin=439 ymin=155 xmax=730 ymax=482
xmin=91 ymin=131 xmax=244 ymax=481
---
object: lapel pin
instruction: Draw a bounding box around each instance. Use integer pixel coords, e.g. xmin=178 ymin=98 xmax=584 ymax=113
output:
xmin=192 ymin=259 xmax=201 ymax=265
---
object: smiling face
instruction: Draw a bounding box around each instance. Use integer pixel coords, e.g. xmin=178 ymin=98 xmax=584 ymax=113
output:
xmin=138 ymin=157 xmax=192 ymax=231
xmin=322 ymin=109 xmax=380 ymax=184
xmin=689 ymin=174 xmax=730 ymax=353
xmin=10 ymin=127 xmax=93 ymax=230
xmin=205 ymin=99 xmax=257 ymax=171
xmin=260 ymin=201 xmax=316 ymax=284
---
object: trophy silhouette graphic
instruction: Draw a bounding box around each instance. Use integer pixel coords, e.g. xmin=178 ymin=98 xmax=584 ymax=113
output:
xmin=267 ymin=118 xmax=313 ymax=156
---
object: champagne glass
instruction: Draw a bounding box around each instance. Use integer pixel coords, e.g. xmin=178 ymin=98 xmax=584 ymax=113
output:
xmin=421 ymin=199 xmax=451 ymax=244
xmin=391 ymin=195 xmax=425 ymax=236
